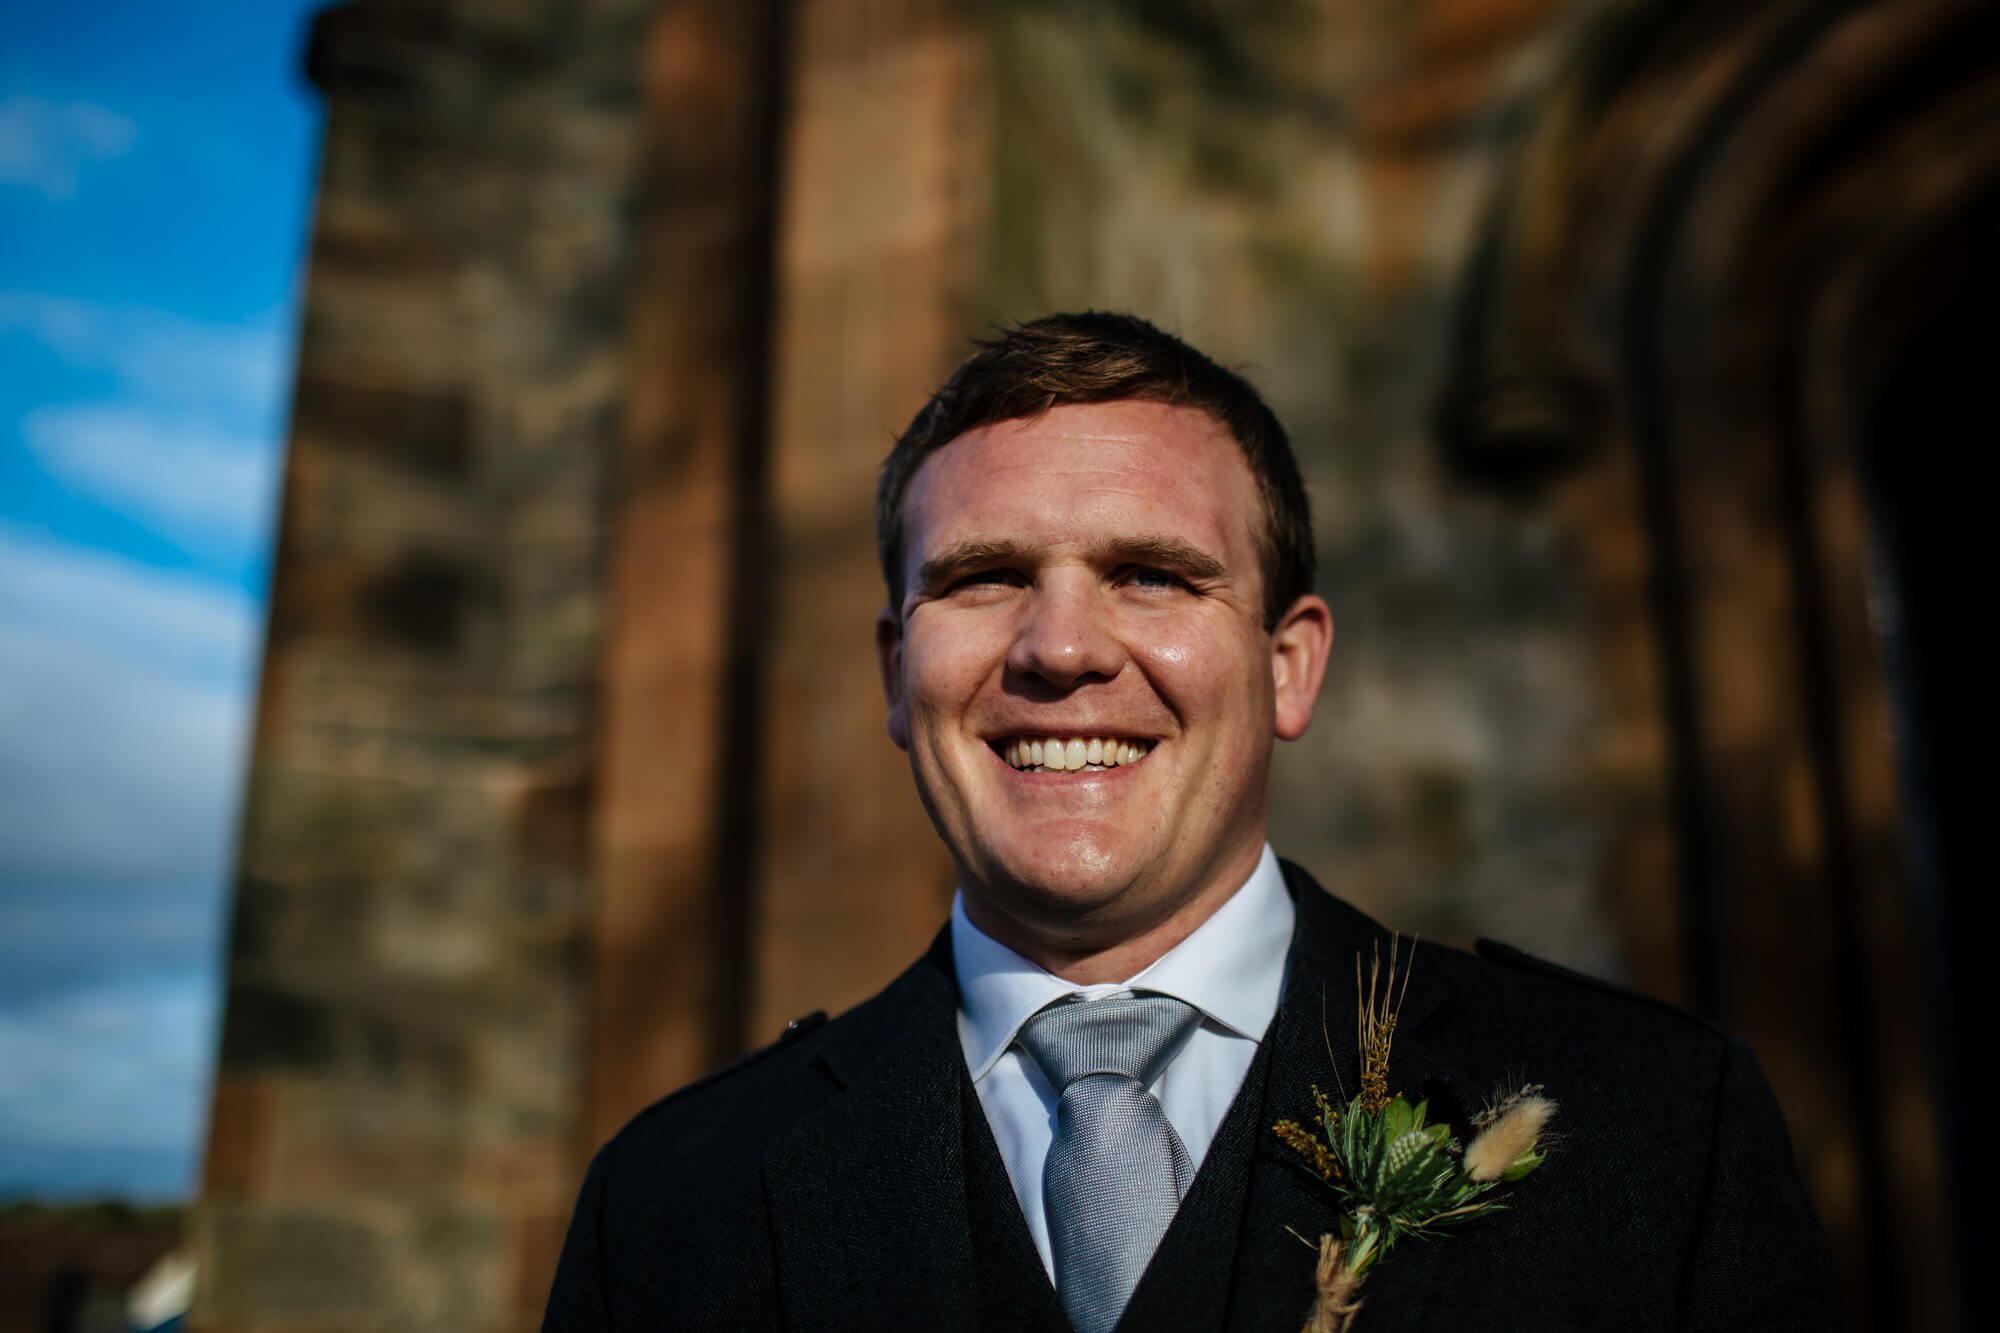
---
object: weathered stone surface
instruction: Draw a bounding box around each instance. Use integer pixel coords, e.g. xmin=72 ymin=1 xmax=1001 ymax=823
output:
xmin=753 ymin=0 xmax=979 ymax=1041
xmin=195 ymin=1 xmax=642 ymax=1327
xmin=203 ymin=1206 xmax=397 ymax=1324
xmin=202 ymin=1200 xmax=504 ymax=1330
xmin=583 ymin=0 xmax=793 ymax=1148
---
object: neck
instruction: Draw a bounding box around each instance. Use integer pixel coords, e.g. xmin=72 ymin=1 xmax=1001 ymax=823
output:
xmin=962 ymin=844 xmax=1264 ymax=985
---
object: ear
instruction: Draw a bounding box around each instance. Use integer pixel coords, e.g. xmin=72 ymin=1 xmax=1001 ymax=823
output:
xmin=1269 ymin=593 xmax=1333 ymax=742
xmin=875 ymin=606 xmax=910 ymax=750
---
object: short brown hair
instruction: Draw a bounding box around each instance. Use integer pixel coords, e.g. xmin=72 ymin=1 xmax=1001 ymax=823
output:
xmin=877 ymin=311 xmax=1315 ymax=629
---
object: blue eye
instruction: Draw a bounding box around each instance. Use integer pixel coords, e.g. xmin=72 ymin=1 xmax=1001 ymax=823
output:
xmin=1127 ymin=567 xmax=1181 ymax=590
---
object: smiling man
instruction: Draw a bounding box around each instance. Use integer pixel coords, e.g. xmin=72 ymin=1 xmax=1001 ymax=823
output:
xmin=544 ymin=313 xmax=1838 ymax=1331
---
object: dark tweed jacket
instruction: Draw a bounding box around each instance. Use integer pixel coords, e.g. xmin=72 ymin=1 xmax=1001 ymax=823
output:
xmin=543 ymin=863 xmax=1840 ymax=1331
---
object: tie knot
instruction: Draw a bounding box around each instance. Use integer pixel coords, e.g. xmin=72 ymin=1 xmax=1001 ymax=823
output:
xmin=1016 ymin=993 xmax=1201 ymax=1092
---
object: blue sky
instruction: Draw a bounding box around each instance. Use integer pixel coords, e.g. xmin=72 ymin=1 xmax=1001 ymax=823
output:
xmin=0 ymin=0 xmax=327 ymax=1200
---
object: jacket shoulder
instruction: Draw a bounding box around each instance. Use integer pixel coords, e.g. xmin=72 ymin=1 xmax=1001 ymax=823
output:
xmin=593 ymin=943 xmax=947 ymax=1189
xmin=1283 ymin=858 xmax=1720 ymax=1048
xmin=615 ymin=1008 xmax=830 ymax=1133
xmin=1470 ymin=936 xmax=1723 ymax=1035
xmin=1444 ymin=934 xmax=1731 ymax=1086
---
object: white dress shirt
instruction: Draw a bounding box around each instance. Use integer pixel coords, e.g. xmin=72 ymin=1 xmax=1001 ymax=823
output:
xmin=950 ymin=844 xmax=1296 ymax=1278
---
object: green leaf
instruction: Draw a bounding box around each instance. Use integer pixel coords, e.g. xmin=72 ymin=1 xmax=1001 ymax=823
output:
xmin=1347 ymin=1220 xmax=1384 ymax=1276
xmin=1503 ymin=1149 xmax=1545 ymax=1182
xmin=1382 ymin=1096 xmax=1415 ymax=1142
xmin=1345 ymin=1100 xmax=1389 ymax=1191
xmin=1410 ymin=1197 xmax=1506 ymax=1233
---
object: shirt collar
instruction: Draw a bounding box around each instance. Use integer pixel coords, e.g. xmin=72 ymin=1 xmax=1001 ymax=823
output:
xmin=951 ymin=844 xmax=1296 ymax=1083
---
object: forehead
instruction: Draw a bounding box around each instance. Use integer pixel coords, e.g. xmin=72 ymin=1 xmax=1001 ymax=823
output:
xmin=903 ymin=400 xmax=1261 ymax=560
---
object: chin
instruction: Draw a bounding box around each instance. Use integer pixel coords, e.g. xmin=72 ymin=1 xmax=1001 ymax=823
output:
xmin=983 ymin=835 xmax=1145 ymax=917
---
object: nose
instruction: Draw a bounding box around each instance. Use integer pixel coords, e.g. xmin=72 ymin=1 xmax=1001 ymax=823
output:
xmin=1006 ymin=573 xmax=1123 ymax=689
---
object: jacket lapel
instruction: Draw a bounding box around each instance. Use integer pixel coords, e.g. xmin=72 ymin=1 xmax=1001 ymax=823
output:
xmin=961 ymin=1073 xmax=1073 ymax=1329
xmin=1226 ymin=866 xmax=1454 ymax=1333
xmin=762 ymin=934 xmax=986 ymax=1331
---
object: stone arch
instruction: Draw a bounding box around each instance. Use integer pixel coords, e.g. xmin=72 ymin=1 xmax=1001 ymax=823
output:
xmin=1441 ymin=1 xmax=2000 ymax=1323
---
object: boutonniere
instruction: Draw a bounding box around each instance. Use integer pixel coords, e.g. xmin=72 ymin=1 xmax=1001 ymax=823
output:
xmin=1271 ymin=939 xmax=1556 ymax=1333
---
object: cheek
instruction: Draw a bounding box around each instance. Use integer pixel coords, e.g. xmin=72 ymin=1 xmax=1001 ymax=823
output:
xmin=1128 ymin=623 xmax=1264 ymax=717
xmin=903 ymin=620 xmax=1005 ymax=717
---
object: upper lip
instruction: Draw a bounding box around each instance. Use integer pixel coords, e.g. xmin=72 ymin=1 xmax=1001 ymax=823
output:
xmin=979 ymin=723 xmax=1160 ymax=740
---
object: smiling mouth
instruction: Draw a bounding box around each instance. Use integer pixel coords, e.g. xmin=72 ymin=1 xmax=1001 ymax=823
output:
xmin=992 ymin=736 xmax=1153 ymax=773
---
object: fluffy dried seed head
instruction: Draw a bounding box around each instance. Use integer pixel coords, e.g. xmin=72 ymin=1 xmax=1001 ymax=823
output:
xmin=1464 ymin=1093 xmax=1556 ymax=1183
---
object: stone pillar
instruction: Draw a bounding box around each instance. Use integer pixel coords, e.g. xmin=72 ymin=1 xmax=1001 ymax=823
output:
xmin=193 ymin=3 xmax=646 ymax=1328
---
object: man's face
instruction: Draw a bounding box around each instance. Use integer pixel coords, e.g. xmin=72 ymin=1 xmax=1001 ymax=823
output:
xmin=876 ymin=400 xmax=1330 ymax=956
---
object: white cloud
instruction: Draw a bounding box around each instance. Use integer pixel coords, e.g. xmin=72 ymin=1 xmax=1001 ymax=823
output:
xmin=0 ymin=524 xmax=259 ymax=884
xmin=0 ymin=292 xmax=289 ymax=423
xmin=0 ymin=293 xmax=291 ymax=560
xmin=0 ymin=971 xmax=215 ymax=1154
xmin=22 ymin=405 xmax=279 ymax=554
xmin=0 ymin=95 xmax=136 ymax=199
xmin=0 ymin=532 xmax=246 ymax=1198
xmin=0 ymin=634 xmax=247 ymax=884
xmin=0 ymin=878 xmax=214 ymax=1002
xmin=0 ymin=523 xmax=260 ymax=682
xmin=0 ymin=292 xmax=288 ymax=1202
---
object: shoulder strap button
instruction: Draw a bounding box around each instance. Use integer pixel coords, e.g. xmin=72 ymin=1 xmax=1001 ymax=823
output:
xmin=781 ymin=1010 xmax=827 ymax=1042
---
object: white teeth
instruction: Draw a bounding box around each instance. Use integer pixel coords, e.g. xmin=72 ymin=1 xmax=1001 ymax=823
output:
xmin=1001 ymin=737 xmax=1150 ymax=771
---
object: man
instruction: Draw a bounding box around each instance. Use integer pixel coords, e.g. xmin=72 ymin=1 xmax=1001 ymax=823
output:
xmin=544 ymin=313 xmax=1837 ymax=1330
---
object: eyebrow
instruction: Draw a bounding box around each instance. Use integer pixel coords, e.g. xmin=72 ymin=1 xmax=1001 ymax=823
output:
xmin=915 ymin=534 xmax=1228 ymax=592
xmin=916 ymin=540 xmax=1023 ymax=592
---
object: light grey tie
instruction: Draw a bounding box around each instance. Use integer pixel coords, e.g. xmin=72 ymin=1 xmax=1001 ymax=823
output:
xmin=1016 ymin=993 xmax=1204 ymax=1333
